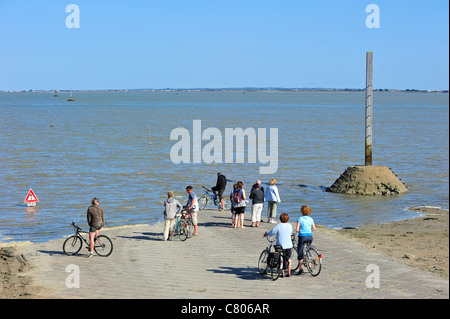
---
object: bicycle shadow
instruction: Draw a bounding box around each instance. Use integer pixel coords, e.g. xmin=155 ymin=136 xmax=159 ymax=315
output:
xmin=36 ymin=250 xmax=68 ymax=256
xmin=207 ymin=266 xmax=266 ymax=281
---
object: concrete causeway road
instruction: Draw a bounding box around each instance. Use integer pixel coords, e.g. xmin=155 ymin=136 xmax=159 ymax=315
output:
xmin=19 ymin=209 xmax=449 ymax=299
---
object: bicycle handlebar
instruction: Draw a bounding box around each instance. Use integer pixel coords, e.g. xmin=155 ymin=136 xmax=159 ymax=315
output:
xmin=71 ymin=222 xmax=82 ymax=231
xmin=265 ymin=234 xmax=276 ymax=242
xmin=202 ymin=185 xmax=212 ymax=192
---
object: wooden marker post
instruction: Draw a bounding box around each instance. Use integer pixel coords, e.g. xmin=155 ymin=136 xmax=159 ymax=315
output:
xmin=149 ymin=127 xmax=152 ymax=145
xmin=365 ymin=51 xmax=373 ymax=166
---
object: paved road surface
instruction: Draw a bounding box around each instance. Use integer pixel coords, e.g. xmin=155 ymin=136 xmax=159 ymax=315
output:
xmin=18 ymin=209 xmax=449 ymax=299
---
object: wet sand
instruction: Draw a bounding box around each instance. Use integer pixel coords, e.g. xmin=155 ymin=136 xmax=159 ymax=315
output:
xmin=334 ymin=207 xmax=449 ymax=279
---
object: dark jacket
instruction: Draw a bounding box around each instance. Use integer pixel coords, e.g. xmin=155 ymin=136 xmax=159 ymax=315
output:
xmin=215 ymin=174 xmax=227 ymax=190
xmin=87 ymin=205 xmax=105 ymax=227
xmin=250 ymin=188 xmax=264 ymax=205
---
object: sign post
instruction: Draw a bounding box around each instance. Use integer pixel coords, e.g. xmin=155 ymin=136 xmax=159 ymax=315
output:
xmin=24 ymin=189 xmax=39 ymax=207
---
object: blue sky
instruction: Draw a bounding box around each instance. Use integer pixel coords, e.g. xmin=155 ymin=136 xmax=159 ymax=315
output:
xmin=0 ymin=0 xmax=448 ymax=90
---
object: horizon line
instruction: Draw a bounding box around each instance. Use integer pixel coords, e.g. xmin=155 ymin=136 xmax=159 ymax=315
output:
xmin=1 ymin=87 xmax=449 ymax=93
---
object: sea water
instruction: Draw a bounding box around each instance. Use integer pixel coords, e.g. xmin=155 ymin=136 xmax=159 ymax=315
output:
xmin=0 ymin=91 xmax=448 ymax=242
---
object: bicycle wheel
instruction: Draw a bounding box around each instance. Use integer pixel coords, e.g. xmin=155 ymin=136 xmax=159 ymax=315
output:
xmin=94 ymin=235 xmax=113 ymax=257
xmin=177 ymin=219 xmax=188 ymax=241
xmin=305 ymin=246 xmax=321 ymax=277
xmin=291 ymin=246 xmax=300 ymax=272
xmin=185 ymin=217 xmax=194 ymax=238
xmin=258 ymin=250 xmax=268 ymax=274
xmin=198 ymin=195 xmax=208 ymax=210
xmin=271 ymin=253 xmax=282 ymax=281
xmin=63 ymin=235 xmax=83 ymax=256
xmin=290 ymin=235 xmax=299 ymax=271
xmin=271 ymin=264 xmax=281 ymax=281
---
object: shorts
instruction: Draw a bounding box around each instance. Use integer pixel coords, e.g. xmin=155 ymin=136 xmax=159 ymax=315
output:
xmin=283 ymin=248 xmax=293 ymax=260
xmin=211 ymin=187 xmax=225 ymax=200
xmin=89 ymin=224 xmax=102 ymax=232
xmin=234 ymin=207 xmax=245 ymax=215
xmin=190 ymin=211 xmax=198 ymax=225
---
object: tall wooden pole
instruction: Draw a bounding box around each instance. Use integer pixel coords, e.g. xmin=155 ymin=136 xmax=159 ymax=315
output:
xmin=365 ymin=51 xmax=373 ymax=166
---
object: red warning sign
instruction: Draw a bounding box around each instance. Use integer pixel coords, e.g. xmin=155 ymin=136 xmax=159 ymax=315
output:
xmin=24 ymin=189 xmax=39 ymax=203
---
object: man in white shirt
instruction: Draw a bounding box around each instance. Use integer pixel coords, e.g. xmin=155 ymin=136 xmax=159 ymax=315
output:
xmin=184 ymin=186 xmax=199 ymax=235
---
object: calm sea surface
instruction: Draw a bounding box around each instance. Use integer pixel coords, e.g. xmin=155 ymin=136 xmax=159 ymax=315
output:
xmin=0 ymin=91 xmax=448 ymax=243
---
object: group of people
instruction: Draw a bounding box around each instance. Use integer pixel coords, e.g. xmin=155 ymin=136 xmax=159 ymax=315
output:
xmin=229 ymin=178 xmax=282 ymax=228
xmin=159 ymin=178 xmax=316 ymax=277
xmin=86 ymin=174 xmax=316 ymax=278
xmin=162 ymin=185 xmax=200 ymax=241
xmin=264 ymin=206 xmax=316 ymax=277
xmin=160 ymin=173 xmax=285 ymax=239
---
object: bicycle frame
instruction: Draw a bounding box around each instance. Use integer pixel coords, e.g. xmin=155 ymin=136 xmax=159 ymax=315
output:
xmin=198 ymin=186 xmax=229 ymax=211
xmin=71 ymin=222 xmax=93 ymax=247
xmin=173 ymin=211 xmax=194 ymax=241
xmin=302 ymin=243 xmax=321 ymax=260
xmin=202 ymin=186 xmax=218 ymax=204
xmin=258 ymin=236 xmax=288 ymax=280
xmin=300 ymin=241 xmax=322 ymax=276
xmin=173 ymin=214 xmax=183 ymax=236
xmin=63 ymin=222 xmax=113 ymax=257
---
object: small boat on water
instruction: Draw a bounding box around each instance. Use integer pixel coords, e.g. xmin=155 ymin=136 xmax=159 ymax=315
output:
xmin=67 ymin=89 xmax=75 ymax=101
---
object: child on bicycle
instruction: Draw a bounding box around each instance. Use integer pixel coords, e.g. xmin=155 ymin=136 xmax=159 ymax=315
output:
xmin=264 ymin=213 xmax=293 ymax=277
xmin=296 ymin=205 xmax=316 ymax=275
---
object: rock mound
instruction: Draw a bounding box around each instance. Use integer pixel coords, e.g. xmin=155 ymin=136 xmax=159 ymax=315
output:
xmin=326 ymin=165 xmax=408 ymax=195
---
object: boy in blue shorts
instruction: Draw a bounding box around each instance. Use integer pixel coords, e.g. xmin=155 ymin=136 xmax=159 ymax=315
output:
xmin=296 ymin=205 xmax=316 ymax=275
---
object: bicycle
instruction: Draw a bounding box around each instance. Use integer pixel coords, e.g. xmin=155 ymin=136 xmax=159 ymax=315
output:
xmin=172 ymin=211 xmax=194 ymax=241
xmin=294 ymin=236 xmax=322 ymax=277
xmin=198 ymin=186 xmax=228 ymax=211
xmin=63 ymin=222 xmax=113 ymax=257
xmin=257 ymin=236 xmax=289 ymax=281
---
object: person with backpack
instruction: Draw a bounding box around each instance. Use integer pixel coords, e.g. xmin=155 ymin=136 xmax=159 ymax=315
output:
xmin=232 ymin=181 xmax=247 ymax=228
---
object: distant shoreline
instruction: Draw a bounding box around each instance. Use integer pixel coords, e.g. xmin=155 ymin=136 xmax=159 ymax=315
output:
xmin=1 ymin=88 xmax=448 ymax=94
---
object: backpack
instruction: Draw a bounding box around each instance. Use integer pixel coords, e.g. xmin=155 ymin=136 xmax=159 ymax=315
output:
xmin=232 ymin=189 xmax=242 ymax=205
